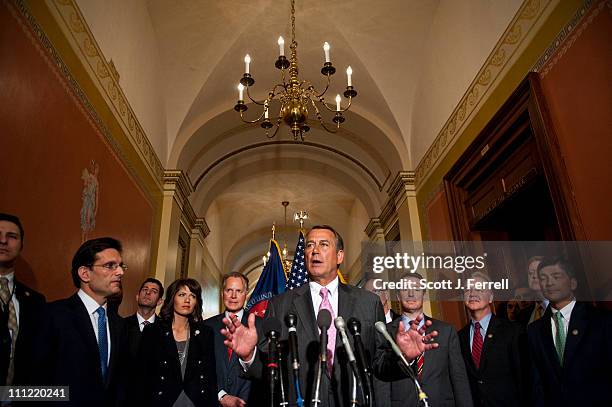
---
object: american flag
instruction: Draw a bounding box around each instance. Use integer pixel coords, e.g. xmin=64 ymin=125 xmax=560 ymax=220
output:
xmin=286 ymin=231 xmax=308 ymax=289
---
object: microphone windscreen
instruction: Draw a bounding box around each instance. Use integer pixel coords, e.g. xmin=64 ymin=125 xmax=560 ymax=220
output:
xmin=374 ymin=321 xmax=388 ymax=335
xmin=285 ymin=313 xmax=297 ymax=328
xmin=334 ymin=316 xmax=346 ymax=331
xmin=317 ymin=309 xmax=332 ymax=329
xmin=347 ymin=317 xmax=361 ymax=335
xmin=263 ymin=317 xmax=282 ymax=336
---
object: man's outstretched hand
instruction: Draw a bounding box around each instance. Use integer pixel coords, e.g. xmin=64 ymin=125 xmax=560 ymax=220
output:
xmin=396 ymin=315 xmax=439 ymax=360
xmin=222 ymin=312 xmax=258 ymax=361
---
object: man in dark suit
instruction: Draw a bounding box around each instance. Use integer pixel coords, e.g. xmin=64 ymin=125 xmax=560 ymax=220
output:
xmin=34 ymin=237 xmax=129 ymax=406
xmin=381 ymin=273 xmax=472 ymax=407
xmin=528 ymin=257 xmax=612 ymax=406
xmin=0 ymin=213 xmax=46 ymax=386
xmin=204 ymin=272 xmax=252 ymax=407
xmin=222 ymin=225 xmax=439 ymax=407
xmin=458 ymin=272 xmax=528 ymax=407
xmin=125 ymin=277 xmax=163 ymax=360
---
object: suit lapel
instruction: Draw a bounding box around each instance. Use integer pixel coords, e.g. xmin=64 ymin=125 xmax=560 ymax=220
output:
xmin=293 ymin=285 xmax=317 ymax=343
xmin=106 ymin=311 xmax=121 ymax=387
xmin=538 ymin=307 xmax=562 ymax=377
xmin=478 ymin=314 xmax=498 ymax=372
xmin=562 ymin=302 xmax=587 ymax=369
xmin=69 ymin=295 xmax=104 ymax=382
xmin=458 ymin=325 xmax=476 ymax=375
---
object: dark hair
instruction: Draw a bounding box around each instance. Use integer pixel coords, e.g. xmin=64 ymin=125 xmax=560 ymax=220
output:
xmin=139 ymin=277 xmax=164 ymax=299
xmin=309 ymin=225 xmax=344 ymax=252
xmin=160 ymin=278 xmax=203 ymax=323
xmin=71 ymin=237 xmax=122 ymax=288
xmin=0 ymin=213 xmax=24 ymax=246
xmin=222 ymin=272 xmax=249 ymax=291
xmin=537 ymin=256 xmax=577 ymax=279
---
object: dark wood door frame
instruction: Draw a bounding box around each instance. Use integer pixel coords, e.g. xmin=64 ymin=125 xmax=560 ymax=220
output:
xmin=444 ymin=73 xmax=584 ymax=241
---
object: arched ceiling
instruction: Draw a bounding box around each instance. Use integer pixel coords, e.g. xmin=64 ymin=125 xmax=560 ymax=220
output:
xmin=76 ymin=0 xmax=524 ymax=274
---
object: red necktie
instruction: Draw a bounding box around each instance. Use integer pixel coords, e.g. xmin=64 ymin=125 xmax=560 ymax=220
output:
xmin=472 ymin=321 xmax=483 ymax=368
xmin=227 ymin=313 xmax=235 ymax=360
xmin=416 ymin=353 xmax=424 ymax=380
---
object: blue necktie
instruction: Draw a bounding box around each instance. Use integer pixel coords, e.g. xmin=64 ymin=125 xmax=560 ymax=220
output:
xmin=96 ymin=307 xmax=108 ymax=379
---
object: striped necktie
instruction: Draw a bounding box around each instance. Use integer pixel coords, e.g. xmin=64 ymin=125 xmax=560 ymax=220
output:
xmin=472 ymin=321 xmax=483 ymax=369
xmin=553 ymin=311 xmax=566 ymax=365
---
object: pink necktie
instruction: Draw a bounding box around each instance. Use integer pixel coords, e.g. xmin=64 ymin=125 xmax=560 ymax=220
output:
xmin=319 ymin=287 xmax=336 ymax=375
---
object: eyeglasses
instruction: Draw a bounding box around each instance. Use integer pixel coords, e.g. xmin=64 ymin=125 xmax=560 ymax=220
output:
xmin=90 ymin=262 xmax=128 ymax=272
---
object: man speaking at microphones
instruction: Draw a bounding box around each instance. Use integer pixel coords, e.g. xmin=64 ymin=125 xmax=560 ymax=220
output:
xmin=222 ymin=225 xmax=438 ymax=407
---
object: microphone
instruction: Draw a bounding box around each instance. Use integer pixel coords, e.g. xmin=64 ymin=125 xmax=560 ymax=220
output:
xmin=375 ymin=321 xmax=430 ymax=406
xmin=312 ymin=309 xmax=331 ymax=407
xmin=347 ymin=318 xmax=373 ymax=407
xmin=335 ymin=317 xmax=369 ymax=407
xmin=285 ymin=313 xmax=304 ymax=407
xmin=263 ymin=317 xmax=282 ymax=407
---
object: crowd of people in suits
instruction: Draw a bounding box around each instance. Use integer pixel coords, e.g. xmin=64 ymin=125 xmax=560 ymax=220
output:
xmin=1 ymin=211 xmax=611 ymax=406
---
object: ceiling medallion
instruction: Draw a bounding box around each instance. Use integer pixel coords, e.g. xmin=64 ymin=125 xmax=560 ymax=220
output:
xmin=234 ymin=0 xmax=357 ymax=141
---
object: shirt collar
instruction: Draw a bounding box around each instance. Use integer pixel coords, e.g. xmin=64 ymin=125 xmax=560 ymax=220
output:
xmin=401 ymin=312 xmax=425 ymax=330
xmin=77 ymin=289 xmax=107 ymax=315
xmin=309 ymin=276 xmax=339 ymax=297
xmin=552 ymin=299 xmax=576 ymax=320
xmin=225 ymin=309 xmax=244 ymax=321
xmin=136 ymin=312 xmax=156 ymax=325
xmin=0 ymin=272 xmax=15 ymax=284
xmin=472 ymin=311 xmax=492 ymax=331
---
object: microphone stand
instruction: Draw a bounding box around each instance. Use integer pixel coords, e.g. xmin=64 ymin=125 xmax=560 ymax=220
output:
xmin=312 ymin=310 xmax=331 ymax=407
xmin=347 ymin=318 xmax=373 ymax=407
xmin=285 ymin=314 xmax=304 ymax=407
xmin=277 ymin=341 xmax=288 ymax=407
xmin=268 ymin=330 xmax=280 ymax=407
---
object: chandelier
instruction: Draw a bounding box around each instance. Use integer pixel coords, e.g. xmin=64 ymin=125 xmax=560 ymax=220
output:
xmin=234 ymin=0 xmax=357 ymax=141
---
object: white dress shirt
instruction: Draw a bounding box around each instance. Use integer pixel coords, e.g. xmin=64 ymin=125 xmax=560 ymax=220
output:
xmin=77 ymin=289 xmax=111 ymax=363
xmin=136 ymin=312 xmax=156 ymax=332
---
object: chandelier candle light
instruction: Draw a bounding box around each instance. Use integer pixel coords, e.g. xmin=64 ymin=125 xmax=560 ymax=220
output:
xmin=234 ymin=0 xmax=357 ymax=141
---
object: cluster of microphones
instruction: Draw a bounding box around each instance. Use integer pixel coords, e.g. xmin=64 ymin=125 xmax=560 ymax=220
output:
xmin=261 ymin=310 xmax=429 ymax=407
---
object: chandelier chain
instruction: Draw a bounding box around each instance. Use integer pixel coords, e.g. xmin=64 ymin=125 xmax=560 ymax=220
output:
xmin=291 ymin=0 xmax=296 ymax=46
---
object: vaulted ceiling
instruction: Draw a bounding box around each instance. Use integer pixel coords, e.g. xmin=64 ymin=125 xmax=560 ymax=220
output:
xmin=76 ymin=0 xmax=522 ymax=274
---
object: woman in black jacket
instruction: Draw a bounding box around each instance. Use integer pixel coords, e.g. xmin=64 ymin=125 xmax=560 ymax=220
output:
xmin=138 ymin=278 xmax=218 ymax=406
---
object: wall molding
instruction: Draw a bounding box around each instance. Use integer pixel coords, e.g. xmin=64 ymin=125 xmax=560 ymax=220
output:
xmin=414 ymin=0 xmax=555 ymax=189
xmin=47 ymin=0 xmax=164 ymax=186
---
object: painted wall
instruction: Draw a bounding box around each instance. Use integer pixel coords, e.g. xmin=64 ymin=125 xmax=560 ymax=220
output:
xmin=538 ymin=0 xmax=612 ymax=241
xmin=0 ymin=1 xmax=154 ymax=315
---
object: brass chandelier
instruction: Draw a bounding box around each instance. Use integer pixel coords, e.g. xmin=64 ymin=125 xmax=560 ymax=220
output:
xmin=234 ymin=0 xmax=357 ymax=141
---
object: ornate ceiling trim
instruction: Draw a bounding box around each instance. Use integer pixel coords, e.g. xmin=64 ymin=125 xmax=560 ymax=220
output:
xmin=414 ymin=0 xmax=553 ymax=188
xmin=48 ymin=0 xmax=164 ymax=185
xmin=192 ymin=140 xmax=391 ymax=191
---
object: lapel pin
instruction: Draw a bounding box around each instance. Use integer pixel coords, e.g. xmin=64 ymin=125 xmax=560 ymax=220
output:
xmin=487 ymin=333 xmax=493 ymax=339
xmin=25 ymin=291 xmax=31 ymax=297
xmin=572 ymin=329 xmax=578 ymax=336
xmin=195 ymin=330 xmax=200 ymax=336
xmin=165 ymin=331 xmax=170 ymax=336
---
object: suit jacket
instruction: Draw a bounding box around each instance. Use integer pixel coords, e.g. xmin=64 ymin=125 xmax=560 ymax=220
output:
xmin=378 ymin=316 xmax=473 ymax=407
xmin=0 ymin=279 xmax=45 ymax=385
xmin=33 ymin=293 xmax=128 ymax=407
xmin=136 ymin=320 xmax=218 ymax=407
xmin=203 ymin=312 xmax=252 ymax=403
xmin=125 ymin=312 xmax=158 ymax=362
xmin=527 ymin=302 xmax=612 ymax=406
xmin=246 ymin=282 xmax=388 ymax=407
xmin=458 ymin=314 xmax=529 ymax=407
